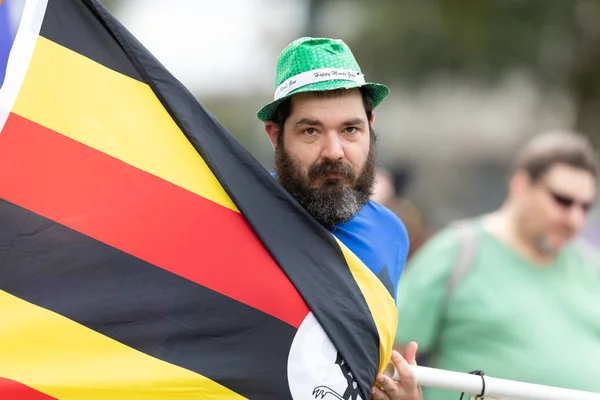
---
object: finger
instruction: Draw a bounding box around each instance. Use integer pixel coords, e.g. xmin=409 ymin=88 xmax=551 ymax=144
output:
xmin=403 ymin=341 xmax=418 ymax=365
xmin=376 ymin=373 xmax=403 ymax=397
xmin=392 ymin=350 xmax=417 ymax=391
xmin=370 ymin=385 xmax=391 ymax=400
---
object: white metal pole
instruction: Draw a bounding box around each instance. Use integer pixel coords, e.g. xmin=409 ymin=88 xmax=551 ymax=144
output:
xmin=385 ymin=364 xmax=600 ymax=400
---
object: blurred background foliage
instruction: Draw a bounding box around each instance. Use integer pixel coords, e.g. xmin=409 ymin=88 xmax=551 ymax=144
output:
xmin=102 ymin=0 xmax=600 ymax=239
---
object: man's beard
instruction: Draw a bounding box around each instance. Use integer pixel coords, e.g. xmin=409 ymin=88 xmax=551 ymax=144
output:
xmin=274 ymin=131 xmax=376 ymax=229
xmin=534 ymin=235 xmax=560 ymax=257
xmin=533 ymin=226 xmax=575 ymax=257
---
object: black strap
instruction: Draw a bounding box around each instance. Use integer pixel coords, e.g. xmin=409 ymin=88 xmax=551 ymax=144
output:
xmin=458 ymin=370 xmax=485 ymax=399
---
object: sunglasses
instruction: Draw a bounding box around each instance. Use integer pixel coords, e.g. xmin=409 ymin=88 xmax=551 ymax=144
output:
xmin=540 ymin=183 xmax=593 ymax=213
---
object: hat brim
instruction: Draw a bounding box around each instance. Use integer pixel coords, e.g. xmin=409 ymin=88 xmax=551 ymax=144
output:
xmin=256 ymin=80 xmax=389 ymax=122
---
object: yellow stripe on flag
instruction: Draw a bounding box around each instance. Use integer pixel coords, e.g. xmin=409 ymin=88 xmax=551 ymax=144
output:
xmin=12 ymin=36 xmax=237 ymax=212
xmin=0 ymin=290 xmax=245 ymax=399
xmin=336 ymin=238 xmax=398 ymax=374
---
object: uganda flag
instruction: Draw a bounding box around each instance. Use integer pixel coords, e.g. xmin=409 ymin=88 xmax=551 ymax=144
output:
xmin=0 ymin=0 xmax=398 ymax=398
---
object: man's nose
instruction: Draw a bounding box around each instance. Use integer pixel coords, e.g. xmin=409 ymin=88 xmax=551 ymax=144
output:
xmin=321 ymin=132 xmax=344 ymax=161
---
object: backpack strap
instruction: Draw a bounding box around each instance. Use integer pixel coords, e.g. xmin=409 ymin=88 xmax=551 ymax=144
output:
xmin=445 ymin=220 xmax=480 ymax=300
xmin=422 ymin=219 xmax=480 ymax=366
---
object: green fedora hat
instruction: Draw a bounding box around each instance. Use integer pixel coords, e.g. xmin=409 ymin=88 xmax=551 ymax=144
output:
xmin=257 ymin=37 xmax=389 ymax=122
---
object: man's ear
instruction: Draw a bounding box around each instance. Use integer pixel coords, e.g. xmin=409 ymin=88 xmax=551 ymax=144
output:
xmin=264 ymin=121 xmax=280 ymax=149
xmin=370 ymin=111 xmax=375 ymax=126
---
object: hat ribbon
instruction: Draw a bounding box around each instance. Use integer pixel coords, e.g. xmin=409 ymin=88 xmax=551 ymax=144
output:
xmin=274 ymin=68 xmax=365 ymax=100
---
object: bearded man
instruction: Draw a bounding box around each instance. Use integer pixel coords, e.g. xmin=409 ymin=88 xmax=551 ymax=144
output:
xmin=258 ymin=37 xmax=418 ymax=400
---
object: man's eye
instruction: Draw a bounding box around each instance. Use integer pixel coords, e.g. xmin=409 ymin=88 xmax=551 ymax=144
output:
xmin=304 ymin=128 xmax=317 ymax=136
xmin=345 ymin=127 xmax=358 ymax=134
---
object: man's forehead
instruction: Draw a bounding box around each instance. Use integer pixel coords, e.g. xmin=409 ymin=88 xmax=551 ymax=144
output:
xmin=287 ymin=91 xmax=368 ymax=124
xmin=544 ymin=164 xmax=597 ymax=199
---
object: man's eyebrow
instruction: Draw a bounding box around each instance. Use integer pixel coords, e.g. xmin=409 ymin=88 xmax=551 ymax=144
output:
xmin=294 ymin=118 xmax=323 ymax=128
xmin=340 ymin=118 xmax=366 ymax=127
xmin=294 ymin=118 xmax=367 ymax=128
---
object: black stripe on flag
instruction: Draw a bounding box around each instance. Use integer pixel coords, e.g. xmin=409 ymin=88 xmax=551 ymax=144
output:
xmin=0 ymin=198 xmax=295 ymax=399
xmin=40 ymin=0 xmax=143 ymax=82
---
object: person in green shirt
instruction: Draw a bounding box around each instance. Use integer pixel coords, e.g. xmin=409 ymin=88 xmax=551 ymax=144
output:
xmin=396 ymin=130 xmax=600 ymax=399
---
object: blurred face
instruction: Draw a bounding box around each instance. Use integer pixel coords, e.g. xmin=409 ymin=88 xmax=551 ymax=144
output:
xmin=515 ymin=163 xmax=596 ymax=255
xmin=265 ymin=89 xmax=375 ymax=228
xmin=372 ymin=169 xmax=396 ymax=207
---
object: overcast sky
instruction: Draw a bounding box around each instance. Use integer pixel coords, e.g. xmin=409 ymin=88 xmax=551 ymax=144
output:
xmin=116 ymin=0 xmax=308 ymax=95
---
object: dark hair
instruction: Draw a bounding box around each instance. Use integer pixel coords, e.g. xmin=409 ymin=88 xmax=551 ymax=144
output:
xmin=513 ymin=130 xmax=598 ymax=181
xmin=270 ymin=87 xmax=375 ymax=128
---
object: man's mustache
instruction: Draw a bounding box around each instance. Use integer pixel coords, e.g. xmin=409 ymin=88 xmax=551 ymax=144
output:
xmin=308 ymin=160 xmax=355 ymax=181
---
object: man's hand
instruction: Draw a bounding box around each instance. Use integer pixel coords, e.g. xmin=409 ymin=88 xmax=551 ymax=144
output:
xmin=370 ymin=342 xmax=422 ymax=400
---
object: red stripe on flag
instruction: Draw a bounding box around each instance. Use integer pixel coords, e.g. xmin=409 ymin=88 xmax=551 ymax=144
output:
xmin=0 ymin=113 xmax=309 ymax=328
xmin=0 ymin=378 xmax=57 ymax=399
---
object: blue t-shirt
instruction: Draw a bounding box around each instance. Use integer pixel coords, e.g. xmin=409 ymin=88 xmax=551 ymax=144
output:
xmin=328 ymin=200 xmax=409 ymax=301
xmin=270 ymin=173 xmax=409 ymax=300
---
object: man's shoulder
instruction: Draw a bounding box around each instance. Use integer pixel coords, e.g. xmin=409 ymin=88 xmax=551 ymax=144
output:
xmin=573 ymin=237 xmax=600 ymax=254
xmin=346 ymin=201 xmax=409 ymax=296
xmin=569 ymin=238 xmax=600 ymax=267
xmin=359 ymin=200 xmax=408 ymax=237
xmin=334 ymin=200 xmax=409 ymax=257
xmin=407 ymin=219 xmax=476 ymax=263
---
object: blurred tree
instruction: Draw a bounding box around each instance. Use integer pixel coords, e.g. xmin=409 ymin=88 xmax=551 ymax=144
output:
xmin=312 ymin=0 xmax=600 ymax=146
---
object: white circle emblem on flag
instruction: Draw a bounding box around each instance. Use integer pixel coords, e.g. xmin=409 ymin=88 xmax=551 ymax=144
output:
xmin=287 ymin=312 xmax=363 ymax=400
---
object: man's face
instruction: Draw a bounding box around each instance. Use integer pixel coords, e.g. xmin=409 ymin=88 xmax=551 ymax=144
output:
xmin=267 ymin=89 xmax=375 ymax=228
xmin=518 ymin=163 xmax=596 ymax=255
